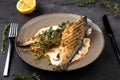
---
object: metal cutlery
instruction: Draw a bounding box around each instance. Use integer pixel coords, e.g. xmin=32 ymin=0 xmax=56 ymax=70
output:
xmin=103 ymin=15 xmax=120 ymax=62
xmin=3 ymin=23 xmax=18 ymax=76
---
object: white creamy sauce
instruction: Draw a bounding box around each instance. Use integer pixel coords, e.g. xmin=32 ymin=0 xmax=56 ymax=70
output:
xmin=35 ymin=25 xmax=91 ymax=66
xmin=46 ymin=48 xmax=60 ymax=65
xmin=72 ymin=38 xmax=90 ymax=62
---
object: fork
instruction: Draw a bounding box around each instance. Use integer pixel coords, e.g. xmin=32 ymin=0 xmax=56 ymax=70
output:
xmin=3 ymin=23 xmax=18 ymax=76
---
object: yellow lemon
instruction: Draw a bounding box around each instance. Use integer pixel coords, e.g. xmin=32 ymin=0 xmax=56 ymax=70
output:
xmin=16 ymin=0 xmax=36 ymax=14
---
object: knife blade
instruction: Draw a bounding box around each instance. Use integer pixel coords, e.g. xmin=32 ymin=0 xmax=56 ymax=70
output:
xmin=103 ymin=15 xmax=120 ymax=61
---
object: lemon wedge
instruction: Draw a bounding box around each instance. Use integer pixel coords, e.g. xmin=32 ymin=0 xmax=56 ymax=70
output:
xmin=16 ymin=0 xmax=36 ymax=14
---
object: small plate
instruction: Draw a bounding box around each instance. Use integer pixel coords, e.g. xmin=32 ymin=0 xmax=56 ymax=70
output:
xmin=15 ymin=13 xmax=104 ymax=71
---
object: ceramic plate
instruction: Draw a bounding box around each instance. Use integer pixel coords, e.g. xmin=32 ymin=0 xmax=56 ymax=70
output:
xmin=15 ymin=13 xmax=104 ymax=71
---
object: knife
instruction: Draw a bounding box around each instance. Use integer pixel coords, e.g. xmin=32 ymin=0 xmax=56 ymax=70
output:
xmin=103 ymin=15 xmax=120 ymax=61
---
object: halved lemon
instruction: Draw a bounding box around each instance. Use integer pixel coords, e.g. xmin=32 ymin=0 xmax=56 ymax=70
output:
xmin=16 ymin=0 xmax=36 ymax=14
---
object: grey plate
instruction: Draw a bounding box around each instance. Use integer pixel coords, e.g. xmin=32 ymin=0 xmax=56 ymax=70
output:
xmin=15 ymin=13 xmax=104 ymax=71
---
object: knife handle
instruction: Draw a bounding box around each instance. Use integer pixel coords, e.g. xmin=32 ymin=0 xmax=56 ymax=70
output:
xmin=109 ymin=35 xmax=120 ymax=61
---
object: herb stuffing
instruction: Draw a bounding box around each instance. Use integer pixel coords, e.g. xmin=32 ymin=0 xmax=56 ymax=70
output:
xmin=29 ymin=21 xmax=69 ymax=62
xmin=1 ymin=24 xmax=10 ymax=53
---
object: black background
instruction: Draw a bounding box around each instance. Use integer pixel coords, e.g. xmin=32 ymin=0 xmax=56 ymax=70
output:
xmin=0 ymin=0 xmax=120 ymax=80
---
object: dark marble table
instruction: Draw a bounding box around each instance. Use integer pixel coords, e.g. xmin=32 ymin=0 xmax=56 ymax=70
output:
xmin=0 ymin=0 xmax=120 ymax=80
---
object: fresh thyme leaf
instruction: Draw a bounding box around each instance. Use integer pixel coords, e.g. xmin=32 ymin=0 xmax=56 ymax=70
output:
xmin=66 ymin=20 xmax=70 ymax=24
xmin=45 ymin=55 xmax=51 ymax=65
xmin=62 ymin=0 xmax=120 ymax=16
xmin=37 ymin=34 xmax=42 ymax=41
xmin=32 ymin=73 xmax=40 ymax=80
xmin=113 ymin=3 xmax=120 ymax=16
xmin=59 ymin=21 xmax=69 ymax=30
xmin=1 ymin=24 xmax=10 ymax=54
xmin=47 ymin=27 xmax=52 ymax=33
xmin=100 ymin=0 xmax=113 ymax=13
xmin=63 ymin=0 xmax=97 ymax=6
xmin=34 ymin=54 xmax=41 ymax=61
xmin=12 ymin=73 xmax=30 ymax=80
xmin=39 ymin=43 xmax=46 ymax=54
xmin=56 ymin=28 xmax=61 ymax=32
xmin=77 ymin=0 xmax=97 ymax=7
xmin=12 ymin=72 xmax=41 ymax=80
xmin=100 ymin=0 xmax=120 ymax=16
xmin=62 ymin=0 xmax=81 ymax=5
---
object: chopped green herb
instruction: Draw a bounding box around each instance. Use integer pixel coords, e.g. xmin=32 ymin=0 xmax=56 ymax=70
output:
xmin=37 ymin=34 xmax=42 ymax=40
xmin=45 ymin=55 xmax=51 ymax=65
xmin=39 ymin=46 xmax=46 ymax=54
xmin=56 ymin=28 xmax=62 ymax=32
xmin=59 ymin=21 xmax=69 ymax=31
xmin=34 ymin=54 xmax=41 ymax=61
xmin=47 ymin=27 xmax=52 ymax=33
xmin=1 ymin=24 xmax=10 ymax=54
xmin=32 ymin=21 xmax=69 ymax=63
xmin=59 ymin=22 xmax=66 ymax=28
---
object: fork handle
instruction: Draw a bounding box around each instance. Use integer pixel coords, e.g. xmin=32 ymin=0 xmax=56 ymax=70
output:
xmin=3 ymin=40 xmax=12 ymax=76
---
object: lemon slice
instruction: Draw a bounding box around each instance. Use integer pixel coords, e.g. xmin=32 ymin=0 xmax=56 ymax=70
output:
xmin=16 ymin=0 xmax=36 ymax=14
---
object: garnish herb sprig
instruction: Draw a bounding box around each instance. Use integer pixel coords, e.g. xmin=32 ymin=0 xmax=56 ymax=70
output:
xmin=77 ymin=0 xmax=97 ymax=7
xmin=100 ymin=0 xmax=120 ymax=16
xmin=12 ymin=72 xmax=41 ymax=80
xmin=62 ymin=0 xmax=97 ymax=6
xmin=62 ymin=0 xmax=120 ymax=16
xmin=1 ymin=24 xmax=10 ymax=53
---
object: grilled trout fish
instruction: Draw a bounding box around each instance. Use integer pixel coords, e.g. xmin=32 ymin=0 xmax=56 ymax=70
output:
xmin=17 ymin=16 xmax=90 ymax=71
xmin=58 ymin=16 xmax=88 ymax=67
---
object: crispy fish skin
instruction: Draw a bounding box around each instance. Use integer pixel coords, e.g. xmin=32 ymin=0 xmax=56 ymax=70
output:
xmin=59 ymin=16 xmax=87 ymax=66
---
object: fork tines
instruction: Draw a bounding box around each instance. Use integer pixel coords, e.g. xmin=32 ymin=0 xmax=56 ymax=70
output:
xmin=9 ymin=23 xmax=18 ymax=38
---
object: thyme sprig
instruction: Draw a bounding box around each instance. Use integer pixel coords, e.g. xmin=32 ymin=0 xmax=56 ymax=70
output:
xmin=62 ymin=0 xmax=98 ymax=6
xmin=100 ymin=0 xmax=120 ymax=16
xmin=77 ymin=0 xmax=97 ymax=7
xmin=62 ymin=0 xmax=120 ymax=16
xmin=1 ymin=24 xmax=10 ymax=54
xmin=12 ymin=72 xmax=41 ymax=80
xmin=62 ymin=1 xmax=78 ymax=6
